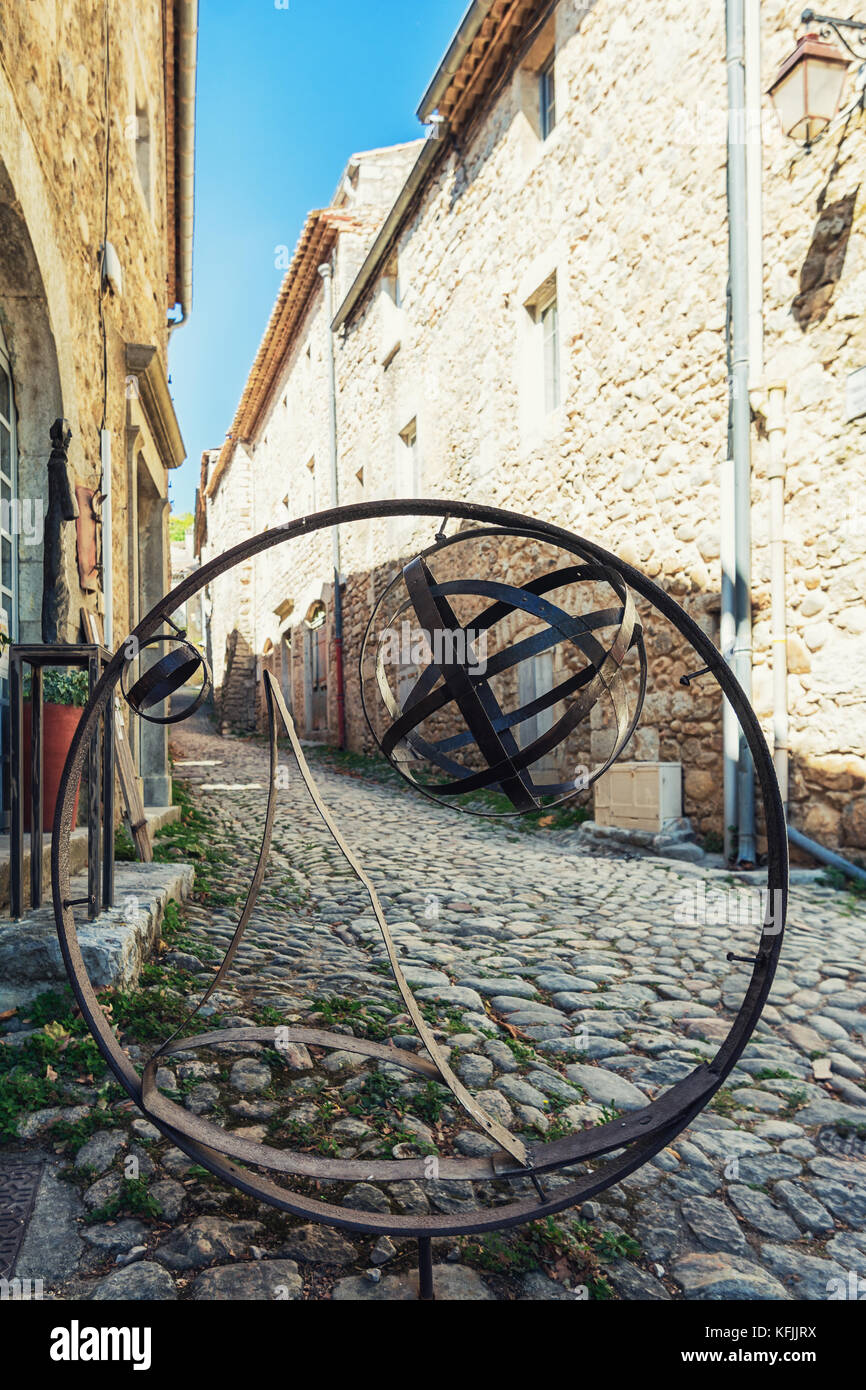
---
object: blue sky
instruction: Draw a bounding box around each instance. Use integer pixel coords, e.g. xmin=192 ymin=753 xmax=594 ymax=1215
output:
xmin=167 ymin=0 xmax=468 ymax=515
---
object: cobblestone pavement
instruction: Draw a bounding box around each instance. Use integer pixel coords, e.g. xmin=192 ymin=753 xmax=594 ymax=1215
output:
xmin=10 ymin=716 xmax=866 ymax=1301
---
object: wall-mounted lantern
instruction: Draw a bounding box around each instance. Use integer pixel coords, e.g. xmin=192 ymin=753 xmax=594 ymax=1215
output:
xmin=769 ymin=9 xmax=866 ymax=146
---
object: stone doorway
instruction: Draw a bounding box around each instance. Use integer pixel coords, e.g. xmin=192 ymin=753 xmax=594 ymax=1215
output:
xmin=303 ymin=602 xmax=328 ymax=738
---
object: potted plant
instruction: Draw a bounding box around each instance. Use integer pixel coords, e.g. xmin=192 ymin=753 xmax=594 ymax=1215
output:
xmin=22 ymin=667 xmax=89 ymax=832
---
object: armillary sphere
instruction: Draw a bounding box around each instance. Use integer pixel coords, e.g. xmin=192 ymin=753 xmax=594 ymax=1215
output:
xmin=51 ymin=501 xmax=787 ymax=1301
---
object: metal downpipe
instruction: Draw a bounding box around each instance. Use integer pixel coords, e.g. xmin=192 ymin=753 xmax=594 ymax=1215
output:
xmin=727 ymin=0 xmax=757 ymax=865
xmin=766 ymin=383 xmax=789 ymax=811
xmin=789 ymin=826 xmax=866 ymax=884
xmin=319 ymin=260 xmax=346 ymax=749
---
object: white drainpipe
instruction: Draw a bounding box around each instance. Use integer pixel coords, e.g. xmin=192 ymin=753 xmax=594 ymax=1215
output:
xmin=170 ymin=0 xmax=198 ymax=330
xmin=720 ymin=448 xmax=738 ymax=862
xmin=745 ymin=0 xmax=764 ymax=392
xmin=726 ymin=0 xmax=757 ymax=865
xmin=766 ymin=382 xmax=788 ymax=810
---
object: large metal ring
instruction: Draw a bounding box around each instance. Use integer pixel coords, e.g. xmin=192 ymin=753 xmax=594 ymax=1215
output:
xmin=51 ymin=501 xmax=787 ymax=1239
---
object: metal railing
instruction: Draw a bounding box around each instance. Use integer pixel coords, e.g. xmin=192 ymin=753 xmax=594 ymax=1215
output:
xmin=8 ymin=643 xmax=114 ymax=920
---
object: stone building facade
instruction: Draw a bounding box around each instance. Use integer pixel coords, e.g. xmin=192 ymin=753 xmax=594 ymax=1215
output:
xmin=0 ymin=0 xmax=197 ymax=816
xmin=197 ymin=0 xmax=866 ymax=855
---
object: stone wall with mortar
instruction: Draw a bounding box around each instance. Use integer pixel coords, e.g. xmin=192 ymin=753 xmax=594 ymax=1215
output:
xmin=0 ymin=0 xmax=179 ymax=648
xmin=201 ymin=0 xmax=866 ymax=854
xmin=202 ymin=444 xmax=258 ymax=732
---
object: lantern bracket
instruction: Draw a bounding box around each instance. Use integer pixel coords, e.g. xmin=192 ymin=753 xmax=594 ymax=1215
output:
xmin=801 ymin=10 xmax=866 ymax=62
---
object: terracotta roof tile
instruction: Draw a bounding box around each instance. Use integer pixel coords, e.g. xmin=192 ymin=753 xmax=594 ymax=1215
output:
xmin=206 ymin=208 xmax=369 ymax=499
xmin=435 ymin=0 xmax=548 ymax=136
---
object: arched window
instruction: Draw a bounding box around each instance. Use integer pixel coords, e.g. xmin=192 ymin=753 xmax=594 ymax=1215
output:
xmin=305 ymin=601 xmax=326 ymax=631
xmin=303 ymin=602 xmax=328 ymax=735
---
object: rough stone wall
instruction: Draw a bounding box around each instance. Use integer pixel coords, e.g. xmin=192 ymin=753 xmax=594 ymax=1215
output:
xmin=202 ymin=0 xmax=866 ymax=852
xmin=204 ymin=445 xmax=258 ymax=732
xmin=0 ymin=0 xmax=175 ymax=645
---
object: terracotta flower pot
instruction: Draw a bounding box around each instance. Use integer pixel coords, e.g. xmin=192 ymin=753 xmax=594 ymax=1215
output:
xmin=22 ymin=701 xmax=83 ymax=833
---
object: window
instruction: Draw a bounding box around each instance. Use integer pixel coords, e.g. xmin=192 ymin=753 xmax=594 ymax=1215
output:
xmin=540 ymin=288 xmax=561 ymax=413
xmin=540 ymin=53 xmax=556 ymax=139
xmin=383 ymin=253 xmax=401 ymax=309
xmin=397 ymin=419 xmax=419 ymax=496
xmin=520 ymin=270 xmax=563 ymax=435
xmin=135 ymin=102 xmax=152 ymax=209
xmin=306 ymin=456 xmax=316 ymax=512
xmin=380 ymin=252 xmax=404 ymax=368
xmin=306 ymin=601 xmax=326 ymax=631
xmin=304 ymin=602 xmax=328 ymax=735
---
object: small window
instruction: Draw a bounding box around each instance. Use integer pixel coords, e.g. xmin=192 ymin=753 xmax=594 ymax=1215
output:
xmin=397 ymin=419 xmax=419 ymax=497
xmin=306 ymin=456 xmax=316 ymax=512
xmin=306 ymin=601 xmax=326 ymax=631
xmin=135 ymin=102 xmax=152 ymax=209
xmin=540 ymin=54 xmax=556 ymax=140
xmin=383 ymin=253 xmax=401 ymax=308
xmin=400 ymin=419 xmax=417 ymax=450
xmin=380 ymin=253 xmax=404 ymax=368
xmin=540 ymin=289 xmax=560 ymax=413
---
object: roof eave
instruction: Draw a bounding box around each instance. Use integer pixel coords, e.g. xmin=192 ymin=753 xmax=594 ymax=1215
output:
xmin=331 ymin=135 xmax=446 ymax=334
xmin=416 ymin=0 xmax=497 ymax=123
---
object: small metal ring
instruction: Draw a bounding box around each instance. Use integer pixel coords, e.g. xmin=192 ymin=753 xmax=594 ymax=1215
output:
xmin=121 ymin=635 xmax=212 ymax=725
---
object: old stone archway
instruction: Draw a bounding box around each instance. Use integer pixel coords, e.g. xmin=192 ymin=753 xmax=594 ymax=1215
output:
xmin=303 ymin=600 xmax=328 ymax=739
xmin=0 ymin=159 xmax=65 ymax=829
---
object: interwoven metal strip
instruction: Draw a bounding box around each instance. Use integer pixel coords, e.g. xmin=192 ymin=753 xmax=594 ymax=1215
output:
xmin=362 ymin=545 xmax=647 ymax=815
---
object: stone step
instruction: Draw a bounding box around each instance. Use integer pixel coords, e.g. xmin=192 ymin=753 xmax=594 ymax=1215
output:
xmin=0 ymin=805 xmax=180 ymax=911
xmin=0 ymin=858 xmax=194 ymax=1011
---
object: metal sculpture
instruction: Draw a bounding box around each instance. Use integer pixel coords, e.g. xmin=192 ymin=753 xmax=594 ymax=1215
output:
xmin=361 ymin=534 xmax=646 ymax=814
xmin=51 ymin=502 xmax=788 ymax=1300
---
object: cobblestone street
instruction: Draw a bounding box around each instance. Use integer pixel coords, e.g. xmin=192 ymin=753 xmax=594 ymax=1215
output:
xmin=8 ymin=714 xmax=866 ymax=1301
